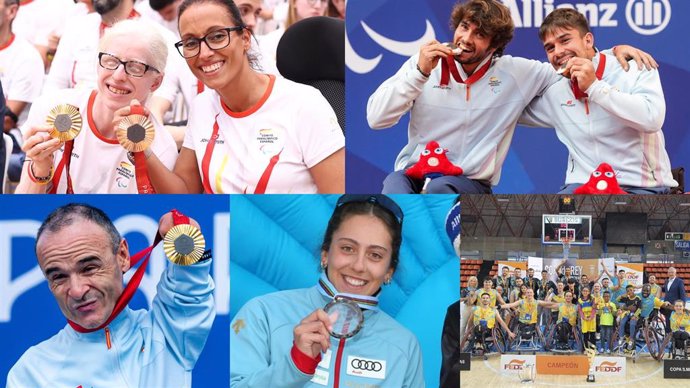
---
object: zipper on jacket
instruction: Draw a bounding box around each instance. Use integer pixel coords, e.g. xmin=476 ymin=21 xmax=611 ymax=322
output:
xmin=333 ymin=338 xmax=346 ymax=388
xmin=105 ymin=327 xmax=112 ymax=350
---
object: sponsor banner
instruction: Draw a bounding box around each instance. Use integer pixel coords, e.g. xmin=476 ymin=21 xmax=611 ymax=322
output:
xmin=536 ymin=355 xmax=589 ymax=375
xmin=618 ymin=263 xmax=644 ymax=287
xmin=498 ymin=261 xmax=527 ymax=274
xmin=458 ymin=352 xmax=471 ymax=371
xmin=675 ymin=240 xmax=690 ymax=251
xmin=500 ymin=355 xmax=536 ymax=375
xmin=663 ymin=359 xmax=690 ymax=379
xmin=592 ymin=356 xmax=626 ymax=376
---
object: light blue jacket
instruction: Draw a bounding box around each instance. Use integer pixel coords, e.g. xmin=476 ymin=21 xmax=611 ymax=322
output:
xmin=230 ymin=286 xmax=425 ymax=388
xmin=6 ymin=259 xmax=215 ymax=388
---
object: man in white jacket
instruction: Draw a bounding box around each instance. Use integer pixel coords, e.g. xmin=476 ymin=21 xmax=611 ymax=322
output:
xmin=519 ymin=7 xmax=676 ymax=194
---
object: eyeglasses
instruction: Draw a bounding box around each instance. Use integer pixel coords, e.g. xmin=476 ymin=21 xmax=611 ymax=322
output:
xmin=98 ymin=52 xmax=159 ymax=77
xmin=175 ymin=26 xmax=244 ymax=58
xmin=335 ymin=195 xmax=404 ymax=226
xmin=304 ymin=0 xmax=327 ymax=6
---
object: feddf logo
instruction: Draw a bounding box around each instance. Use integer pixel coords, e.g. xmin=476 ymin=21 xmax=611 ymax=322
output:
xmin=505 ymin=359 xmax=526 ymax=370
xmin=595 ymin=361 xmax=623 ymax=373
xmin=626 ymin=0 xmax=671 ymax=35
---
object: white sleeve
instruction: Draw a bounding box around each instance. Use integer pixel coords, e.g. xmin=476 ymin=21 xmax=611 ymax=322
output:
xmin=6 ymin=46 xmax=44 ymax=103
xmin=585 ymin=66 xmax=665 ymax=133
xmin=519 ymin=95 xmax=555 ymax=128
xmin=44 ymin=26 xmax=77 ymax=92
xmin=366 ymin=54 xmax=428 ymax=130
xmin=295 ymin=88 xmax=344 ymax=168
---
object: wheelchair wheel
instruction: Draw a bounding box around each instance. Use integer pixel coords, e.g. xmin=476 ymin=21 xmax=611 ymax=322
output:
xmin=643 ymin=324 xmax=663 ymax=361
xmin=573 ymin=326 xmax=584 ymax=353
xmin=460 ymin=324 xmax=476 ymax=353
xmin=658 ymin=333 xmax=673 ymax=360
xmin=492 ymin=326 xmax=508 ymax=354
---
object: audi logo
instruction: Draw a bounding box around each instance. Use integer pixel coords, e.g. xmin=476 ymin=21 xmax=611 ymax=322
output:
xmin=351 ymin=359 xmax=383 ymax=372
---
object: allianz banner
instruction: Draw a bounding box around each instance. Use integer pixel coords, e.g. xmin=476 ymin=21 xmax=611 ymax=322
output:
xmin=346 ymin=0 xmax=689 ymax=194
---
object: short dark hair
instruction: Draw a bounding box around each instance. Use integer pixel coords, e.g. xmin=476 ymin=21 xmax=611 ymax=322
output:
xmin=626 ymin=284 xmax=634 ymax=290
xmin=36 ymin=203 xmax=121 ymax=256
xmin=538 ymin=7 xmax=591 ymax=42
xmin=149 ymin=0 xmax=177 ymax=11
xmin=484 ymin=276 xmax=494 ymax=283
xmin=603 ymin=290 xmax=610 ymax=296
xmin=449 ymin=0 xmax=514 ymax=57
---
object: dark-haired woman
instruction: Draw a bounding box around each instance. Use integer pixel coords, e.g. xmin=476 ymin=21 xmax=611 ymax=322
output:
xmin=147 ymin=0 xmax=344 ymax=194
xmin=230 ymin=195 xmax=424 ymax=387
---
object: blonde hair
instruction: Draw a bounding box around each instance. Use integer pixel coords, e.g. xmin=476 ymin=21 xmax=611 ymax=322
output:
xmin=286 ymin=0 xmax=326 ymax=29
xmin=468 ymin=276 xmax=478 ymax=285
xmin=99 ymin=19 xmax=168 ymax=73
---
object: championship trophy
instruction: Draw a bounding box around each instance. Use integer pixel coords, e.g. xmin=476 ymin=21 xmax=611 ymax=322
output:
xmin=323 ymin=297 xmax=364 ymax=339
xmin=518 ymin=363 xmax=536 ymax=383
xmin=585 ymin=343 xmax=597 ymax=382
xmin=46 ymin=104 xmax=82 ymax=141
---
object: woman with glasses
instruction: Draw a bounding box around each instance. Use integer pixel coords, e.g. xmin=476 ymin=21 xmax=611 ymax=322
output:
xmin=15 ymin=19 xmax=178 ymax=194
xmin=230 ymin=195 xmax=424 ymax=387
xmin=146 ymin=0 xmax=344 ymax=193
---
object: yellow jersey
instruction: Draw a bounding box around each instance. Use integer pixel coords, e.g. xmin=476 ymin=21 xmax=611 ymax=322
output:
xmin=473 ymin=305 xmax=497 ymax=329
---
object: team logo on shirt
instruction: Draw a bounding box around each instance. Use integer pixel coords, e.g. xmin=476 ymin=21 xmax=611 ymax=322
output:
xmin=489 ymin=76 xmax=502 ymax=94
xmin=115 ymin=161 xmax=135 ymax=188
xmin=561 ymin=99 xmax=577 ymax=108
xmin=346 ymin=355 xmax=386 ymax=380
xmin=255 ymin=128 xmax=285 ymax=156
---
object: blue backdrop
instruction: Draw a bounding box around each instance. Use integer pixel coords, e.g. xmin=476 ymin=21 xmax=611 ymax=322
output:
xmin=346 ymin=0 xmax=690 ymax=193
xmin=230 ymin=194 xmax=460 ymax=388
xmin=0 ymin=195 xmax=230 ymax=387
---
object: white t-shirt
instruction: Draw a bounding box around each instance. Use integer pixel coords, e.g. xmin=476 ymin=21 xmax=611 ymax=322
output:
xmin=13 ymin=0 xmax=76 ymax=47
xmin=182 ymin=75 xmax=343 ymax=193
xmin=0 ymin=34 xmax=44 ymax=127
xmin=21 ymin=88 xmax=178 ymax=193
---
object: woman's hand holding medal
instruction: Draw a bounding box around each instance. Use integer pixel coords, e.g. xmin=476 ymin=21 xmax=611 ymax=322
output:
xmin=112 ymin=99 xmax=155 ymax=154
xmin=293 ymin=309 xmax=337 ymax=359
xmin=22 ymin=125 xmax=62 ymax=180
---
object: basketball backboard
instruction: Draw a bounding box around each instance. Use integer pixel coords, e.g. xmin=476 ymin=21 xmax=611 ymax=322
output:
xmin=542 ymin=214 xmax=592 ymax=246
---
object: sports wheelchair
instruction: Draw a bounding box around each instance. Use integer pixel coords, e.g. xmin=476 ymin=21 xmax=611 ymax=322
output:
xmin=459 ymin=319 xmax=508 ymax=360
xmin=504 ymin=310 xmax=546 ymax=353
xmin=544 ymin=316 xmax=584 ymax=353
xmin=659 ymin=327 xmax=690 ymax=360
xmin=611 ymin=310 xmax=665 ymax=362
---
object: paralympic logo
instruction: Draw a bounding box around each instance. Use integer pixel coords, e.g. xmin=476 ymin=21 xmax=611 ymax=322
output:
xmin=351 ymin=358 xmax=383 ymax=372
xmin=346 ymin=19 xmax=436 ymax=74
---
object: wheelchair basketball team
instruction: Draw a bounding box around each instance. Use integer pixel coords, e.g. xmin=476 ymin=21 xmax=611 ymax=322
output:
xmin=460 ymin=264 xmax=690 ymax=360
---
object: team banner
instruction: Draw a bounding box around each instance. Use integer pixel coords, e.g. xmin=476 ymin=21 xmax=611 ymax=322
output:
xmin=592 ymin=356 xmax=626 ymax=377
xmin=618 ymin=263 xmax=644 ymax=287
xmin=500 ymin=354 xmax=537 ymax=375
xmin=530 ymin=258 xmax=615 ymax=283
xmin=498 ymin=261 xmax=527 ymax=274
xmin=346 ymin=0 xmax=690 ymax=194
xmin=535 ymin=354 xmax=589 ymax=375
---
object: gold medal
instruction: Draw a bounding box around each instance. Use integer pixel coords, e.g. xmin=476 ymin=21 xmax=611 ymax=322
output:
xmin=163 ymin=224 xmax=206 ymax=266
xmin=46 ymin=104 xmax=82 ymax=141
xmin=116 ymin=114 xmax=155 ymax=153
